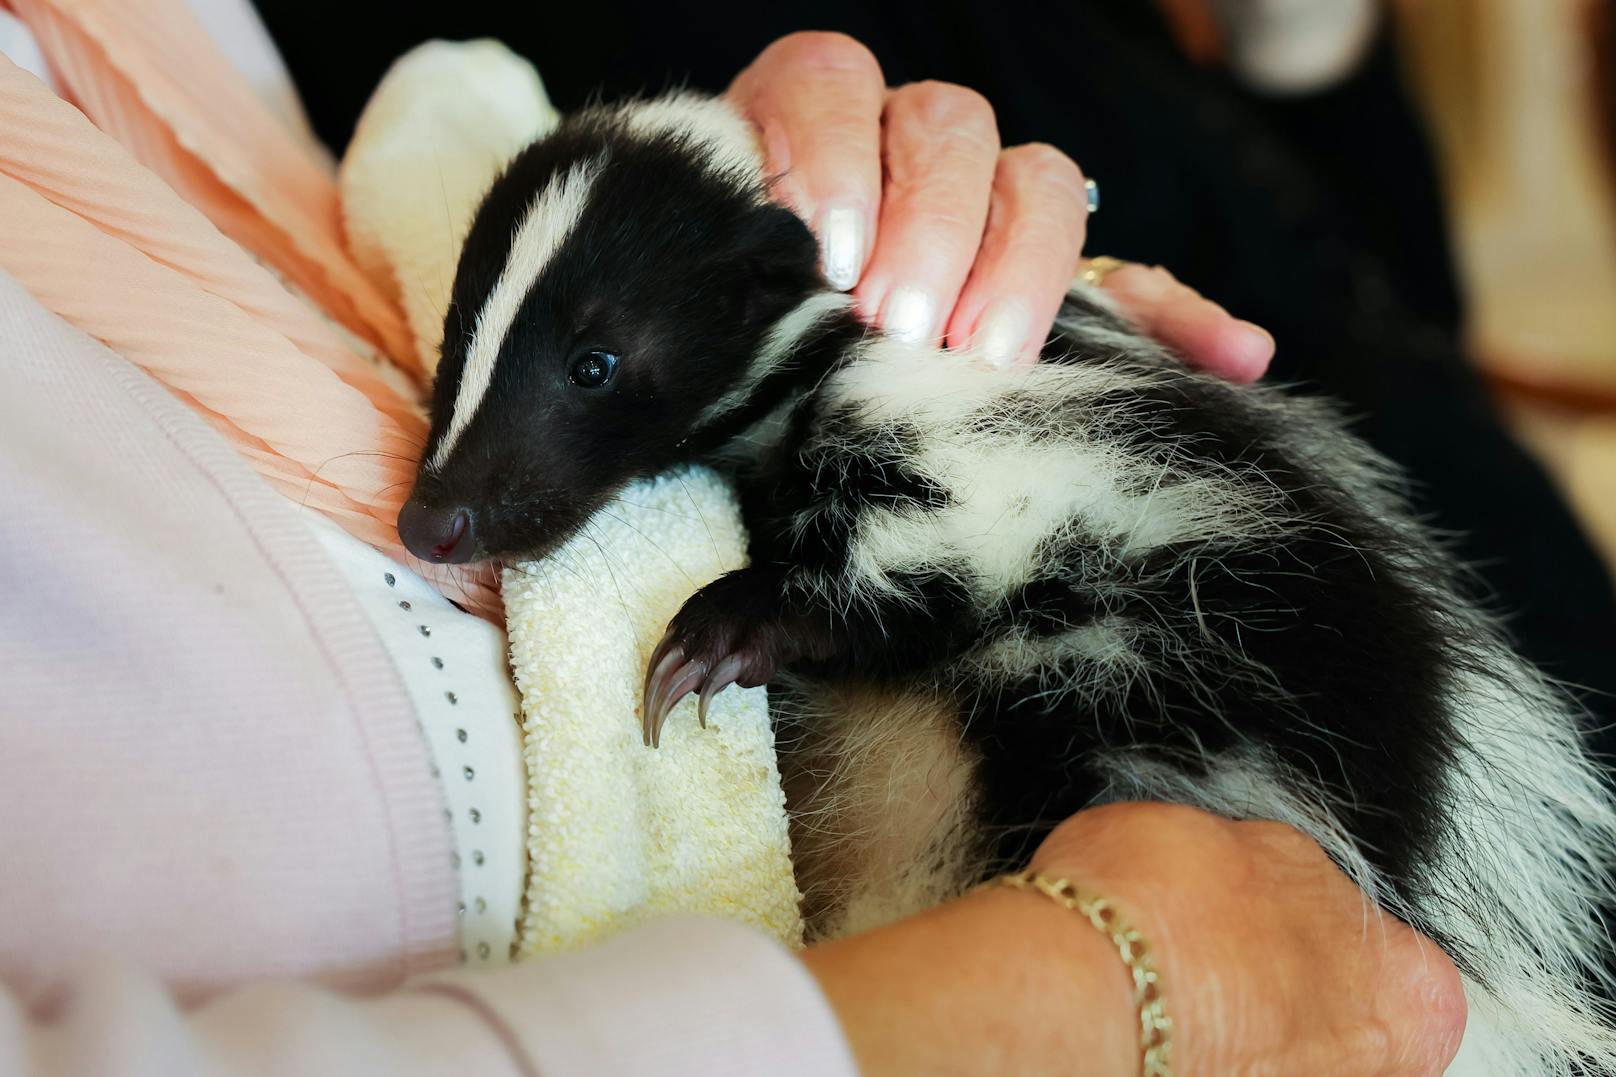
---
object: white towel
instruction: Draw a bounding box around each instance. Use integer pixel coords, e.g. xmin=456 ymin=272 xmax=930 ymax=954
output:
xmin=505 ymin=472 xmax=801 ymax=951
xmin=340 ymin=40 xmax=803 ymax=954
xmin=340 ymin=39 xmax=559 ymax=377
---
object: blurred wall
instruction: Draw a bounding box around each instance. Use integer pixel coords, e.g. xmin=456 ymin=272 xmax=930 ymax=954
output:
xmin=1396 ymin=0 xmax=1616 ymax=399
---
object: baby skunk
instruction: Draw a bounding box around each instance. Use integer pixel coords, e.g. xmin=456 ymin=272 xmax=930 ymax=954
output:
xmin=397 ymin=93 xmax=1616 ymax=1073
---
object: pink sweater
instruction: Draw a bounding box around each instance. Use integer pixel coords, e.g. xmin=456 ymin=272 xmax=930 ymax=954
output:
xmin=0 ymin=268 xmax=856 ymax=1075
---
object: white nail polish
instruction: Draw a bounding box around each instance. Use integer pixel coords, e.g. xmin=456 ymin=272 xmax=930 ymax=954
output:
xmin=883 ymin=286 xmax=937 ymax=344
xmin=975 ymin=299 xmax=1031 ymax=368
xmin=819 ymin=207 xmax=863 ymax=291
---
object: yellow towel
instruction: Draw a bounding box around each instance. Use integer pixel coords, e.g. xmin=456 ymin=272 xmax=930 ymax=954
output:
xmin=505 ymin=472 xmax=801 ymax=952
xmin=340 ymin=40 xmax=803 ymax=953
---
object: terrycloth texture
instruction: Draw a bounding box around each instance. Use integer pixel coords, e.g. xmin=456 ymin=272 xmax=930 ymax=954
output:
xmin=504 ymin=473 xmax=803 ymax=952
xmin=341 ymin=40 xmax=803 ymax=952
xmin=0 ymin=0 xmax=501 ymax=618
xmin=340 ymin=39 xmax=560 ymax=375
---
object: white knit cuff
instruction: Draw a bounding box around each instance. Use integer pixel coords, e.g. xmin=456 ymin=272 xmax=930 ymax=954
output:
xmin=412 ymin=917 xmax=858 ymax=1077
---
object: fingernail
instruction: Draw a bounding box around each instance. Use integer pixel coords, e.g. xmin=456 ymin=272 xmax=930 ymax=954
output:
xmin=883 ymin=285 xmax=937 ymax=344
xmin=1237 ymin=319 xmax=1275 ymax=351
xmin=974 ymin=298 xmax=1032 ymax=368
xmin=819 ymin=206 xmax=864 ymax=291
xmin=1230 ymin=320 xmax=1276 ymax=381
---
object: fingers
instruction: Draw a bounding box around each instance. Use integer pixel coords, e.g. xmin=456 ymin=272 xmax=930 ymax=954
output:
xmin=946 ymin=143 xmax=1089 ymax=366
xmin=1384 ymin=930 xmax=1468 ymax=1076
xmin=728 ymin=32 xmax=885 ymax=289
xmin=1091 ymin=262 xmax=1276 ymax=383
xmin=731 ymin=33 xmax=1275 ymax=384
xmin=854 ymin=81 xmax=1000 ymax=344
xmin=1236 ymin=818 xmax=1466 ymax=1076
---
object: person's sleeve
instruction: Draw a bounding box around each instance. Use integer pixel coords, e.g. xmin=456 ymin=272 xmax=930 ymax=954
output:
xmin=0 ymin=918 xmax=859 ymax=1077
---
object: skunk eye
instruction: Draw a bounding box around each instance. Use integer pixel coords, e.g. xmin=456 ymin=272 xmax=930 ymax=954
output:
xmin=568 ymin=349 xmax=618 ymax=389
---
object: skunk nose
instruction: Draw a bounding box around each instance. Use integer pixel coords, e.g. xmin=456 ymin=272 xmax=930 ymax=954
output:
xmin=398 ymin=501 xmax=474 ymax=564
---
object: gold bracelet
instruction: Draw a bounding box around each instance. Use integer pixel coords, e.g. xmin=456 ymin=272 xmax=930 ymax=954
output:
xmin=985 ymin=869 xmax=1172 ymax=1077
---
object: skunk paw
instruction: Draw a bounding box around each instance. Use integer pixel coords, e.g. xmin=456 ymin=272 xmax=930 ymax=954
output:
xmin=641 ymin=567 xmax=806 ymax=748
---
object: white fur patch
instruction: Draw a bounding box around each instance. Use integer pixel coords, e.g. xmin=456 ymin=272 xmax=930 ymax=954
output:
xmin=964 ymin=616 xmax=1149 ymax=690
xmin=429 ymin=158 xmax=603 ymax=472
xmin=620 ymin=93 xmax=763 ymax=185
xmin=697 ymin=292 xmax=854 ymax=429
xmin=1422 ymin=661 xmax=1616 ymax=1074
xmin=817 ymin=339 xmax=1285 ymax=610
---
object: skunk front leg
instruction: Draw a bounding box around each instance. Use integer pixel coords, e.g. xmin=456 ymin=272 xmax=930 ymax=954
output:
xmin=640 ymin=559 xmax=979 ymax=747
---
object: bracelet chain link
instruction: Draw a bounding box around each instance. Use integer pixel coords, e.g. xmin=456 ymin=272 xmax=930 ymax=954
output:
xmin=987 ymin=868 xmax=1172 ymax=1077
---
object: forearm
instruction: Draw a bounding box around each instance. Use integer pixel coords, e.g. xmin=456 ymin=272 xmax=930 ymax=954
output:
xmin=0 ymin=968 xmax=527 ymax=1077
xmin=5 ymin=919 xmax=856 ymax=1077
xmin=801 ymin=885 xmax=1138 ymax=1076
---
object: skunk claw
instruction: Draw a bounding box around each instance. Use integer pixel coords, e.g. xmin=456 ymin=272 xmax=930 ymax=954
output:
xmin=696 ymin=655 xmax=746 ymax=729
xmin=642 ymin=643 xmax=686 ymax=747
xmin=643 ymin=569 xmax=801 ymax=747
xmin=642 ymin=646 xmax=709 ymax=749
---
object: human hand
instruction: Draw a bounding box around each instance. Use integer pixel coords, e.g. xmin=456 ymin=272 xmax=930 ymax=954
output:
xmin=1029 ymin=803 xmax=1468 ymax=1075
xmin=801 ymin=802 xmax=1464 ymax=1076
xmin=727 ymin=32 xmax=1274 ymax=381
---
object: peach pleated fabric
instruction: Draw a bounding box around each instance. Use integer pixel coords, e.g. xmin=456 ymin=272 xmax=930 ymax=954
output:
xmin=0 ymin=0 xmax=500 ymax=618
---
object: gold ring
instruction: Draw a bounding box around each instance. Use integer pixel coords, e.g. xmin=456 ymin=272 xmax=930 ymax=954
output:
xmin=1080 ymin=256 xmax=1126 ymax=288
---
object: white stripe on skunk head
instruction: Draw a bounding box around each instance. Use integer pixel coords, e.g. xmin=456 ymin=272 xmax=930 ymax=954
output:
xmin=429 ymin=159 xmax=602 ymax=475
xmin=398 ymin=95 xmax=829 ymax=564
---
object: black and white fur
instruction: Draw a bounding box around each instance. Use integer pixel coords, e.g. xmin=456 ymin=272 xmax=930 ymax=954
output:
xmin=403 ymin=93 xmax=1616 ymax=1073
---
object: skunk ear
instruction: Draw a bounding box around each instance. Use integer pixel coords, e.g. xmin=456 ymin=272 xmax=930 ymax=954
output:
xmin=729 ymin=203 xmax=823 ymax=328
xmin=742 ymin=203 xmax=821 ymax=286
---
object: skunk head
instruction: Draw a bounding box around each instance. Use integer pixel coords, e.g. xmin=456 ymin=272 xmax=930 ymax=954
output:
xmin=400 ymin=95 xmax=826 ymax=564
